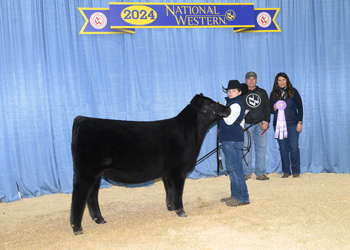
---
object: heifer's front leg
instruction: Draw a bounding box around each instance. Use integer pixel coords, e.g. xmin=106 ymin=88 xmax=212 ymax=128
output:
xmin=87 ymin=176 xmax=106 ymax=225
xmin=162 ymin=177 xmax=175 ymax=211
xmin=170 ymin=175 xmax=187 ymax=217
xmin=70 ymin=177 xmax=95 ymax=235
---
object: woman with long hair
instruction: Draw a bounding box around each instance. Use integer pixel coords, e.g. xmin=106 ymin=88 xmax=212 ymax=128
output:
xmin=270 ymin=73 xmax=303 ymax=178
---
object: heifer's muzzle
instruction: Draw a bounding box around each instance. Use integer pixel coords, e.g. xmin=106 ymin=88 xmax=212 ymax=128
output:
xmin=215 ymin=104 xmax=231 ymax=118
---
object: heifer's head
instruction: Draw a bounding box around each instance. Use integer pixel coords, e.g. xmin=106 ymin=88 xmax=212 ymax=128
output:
xmin=190 ymin=93 xmax=231 ymax=119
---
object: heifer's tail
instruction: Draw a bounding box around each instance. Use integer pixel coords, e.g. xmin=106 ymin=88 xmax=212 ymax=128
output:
xmin=72 ymin=116 xmax=86 ymax=140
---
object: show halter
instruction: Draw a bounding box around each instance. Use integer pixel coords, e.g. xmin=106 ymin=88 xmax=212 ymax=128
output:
xmin=216 ymin=121 xmax=223 ymax=175
xmin=275 ymin=100 xmax=288 ymax=139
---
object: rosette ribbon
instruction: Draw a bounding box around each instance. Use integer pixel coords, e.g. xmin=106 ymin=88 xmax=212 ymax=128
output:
xmin=275 ymin=100 xmax=288 ymax=139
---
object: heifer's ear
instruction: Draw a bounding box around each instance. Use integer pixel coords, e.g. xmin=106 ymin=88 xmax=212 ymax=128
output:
xmin=191 ymin=94 xmax=201 ymax=108
xmin=199 ymin=93 xmax=203 ymax=96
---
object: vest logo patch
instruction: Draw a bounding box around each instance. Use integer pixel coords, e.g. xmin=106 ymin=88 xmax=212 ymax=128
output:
xmin=246 ymin=93 xmax=261 ymax=108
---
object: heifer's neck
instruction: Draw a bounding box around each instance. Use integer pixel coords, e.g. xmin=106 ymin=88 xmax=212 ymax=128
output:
xmin=177 ymin=105 xmax=217 ymax=139
xmin=175 ymin=105 xmax=219 ymax=173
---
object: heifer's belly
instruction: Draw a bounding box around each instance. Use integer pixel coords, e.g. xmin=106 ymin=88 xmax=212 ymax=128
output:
xmin=103 ymin=168 xmax=163 ymax=184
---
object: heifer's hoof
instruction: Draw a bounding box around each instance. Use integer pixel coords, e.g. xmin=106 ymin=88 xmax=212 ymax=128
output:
xmin=72 ymin=225 xmax=83 ymax=235
xmin=74 ymin=229 xmax=84 ymax=235
xmin=167 ymin=204 xmax=175 ymax=211
xmin=175 ymin=208 xmax=187 ymax=217
xmin=94 ymin=217 xmax=106 ymax=224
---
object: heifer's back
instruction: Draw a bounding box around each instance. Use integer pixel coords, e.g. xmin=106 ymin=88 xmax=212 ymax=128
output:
xmin=70 ymin=94 xmax=230 ymax=235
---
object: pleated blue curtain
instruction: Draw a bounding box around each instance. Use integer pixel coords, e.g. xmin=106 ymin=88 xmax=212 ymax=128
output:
xmin=0 ymin=0 xmax=349 ymax=202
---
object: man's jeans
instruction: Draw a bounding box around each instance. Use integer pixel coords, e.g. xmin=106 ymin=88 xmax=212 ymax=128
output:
xmin=242 ymin=123 xmax=268 ymax=176
xmin=277 ymin=124 xmax=300 ymax=175
xmin=222 ymin=141 xmax=249 ymax=203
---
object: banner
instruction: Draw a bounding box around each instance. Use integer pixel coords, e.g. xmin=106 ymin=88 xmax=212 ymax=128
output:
xmin=109 ymin=3 xmax=255 ymax=29
xmin=78 ymin=3 xmax=280 ymax=34
xmin=234 ymin=8 xmax=281 ymax=33
xmin=78 ymin=8 xmax=135 ymax=34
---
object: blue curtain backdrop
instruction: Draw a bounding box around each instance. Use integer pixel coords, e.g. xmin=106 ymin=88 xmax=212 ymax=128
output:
xmin=0 ymin=0 xmax=349 ymax=202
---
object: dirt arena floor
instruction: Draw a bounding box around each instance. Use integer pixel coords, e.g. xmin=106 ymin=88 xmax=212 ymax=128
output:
xmin=1 ymin=173 xmax=350 ymax=250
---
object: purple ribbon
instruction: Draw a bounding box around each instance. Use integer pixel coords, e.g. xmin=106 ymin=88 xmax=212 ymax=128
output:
xmin=275 ymin=100 xmax=288 ymax=139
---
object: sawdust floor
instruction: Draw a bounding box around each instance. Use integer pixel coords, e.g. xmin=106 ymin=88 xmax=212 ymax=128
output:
xmin=1 ymin=173 xmax=350 ymax=250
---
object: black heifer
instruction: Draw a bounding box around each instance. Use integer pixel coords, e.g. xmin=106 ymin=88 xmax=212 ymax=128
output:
xmin=70 ymin=94 xmax=230 ymax=235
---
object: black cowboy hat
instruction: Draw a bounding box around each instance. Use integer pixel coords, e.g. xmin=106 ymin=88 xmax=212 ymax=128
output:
xmin=222 ymin=80 xmax=248 ymax=96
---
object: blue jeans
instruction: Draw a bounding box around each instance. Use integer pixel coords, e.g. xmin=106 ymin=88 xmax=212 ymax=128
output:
xmin=222 ymin=141 xmax=249 ymax=203
xmin=277 ymin=124 xmax=300 ymax=175
xmin=242 ymin=123 xmax=268 ymax=176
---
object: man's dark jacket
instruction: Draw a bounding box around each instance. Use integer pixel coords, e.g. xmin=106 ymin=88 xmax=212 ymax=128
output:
xmin=241 ymin=86 xmax=270 ymax=124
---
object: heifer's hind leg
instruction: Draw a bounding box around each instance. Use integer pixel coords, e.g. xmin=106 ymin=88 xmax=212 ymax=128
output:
xmin=162 ymin=177 xmax=175 ymax=211
xmin=70 ymin=175 xmax=96 ymax=235
xmin=87 ymin=176 xmax=106 ymax=224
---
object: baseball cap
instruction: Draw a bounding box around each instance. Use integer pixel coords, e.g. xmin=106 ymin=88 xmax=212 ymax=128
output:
xmin=245 ymin=71 xmax=257 ymax=79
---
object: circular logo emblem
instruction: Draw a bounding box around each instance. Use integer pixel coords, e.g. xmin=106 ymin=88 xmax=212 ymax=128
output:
xmin=257 ymin=12 xmax=271 ymax=28
xmin=245 ymin=93 xmax=261 ymax=108
xmin=90 ymin=12 xmax=107 ymax=29
xmin=225 ymin=10 xmax=236 ymax=21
